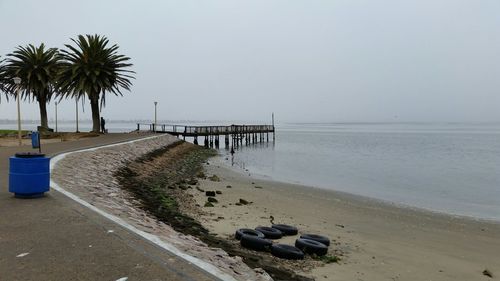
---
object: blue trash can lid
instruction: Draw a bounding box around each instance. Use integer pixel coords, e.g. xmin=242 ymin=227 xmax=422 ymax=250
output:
xmin=15 ymin=152 xmax=45 ymax=158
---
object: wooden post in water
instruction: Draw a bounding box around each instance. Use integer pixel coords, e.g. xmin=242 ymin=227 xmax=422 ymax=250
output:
xmin=272 ymin=113 xmax=276 ymax=142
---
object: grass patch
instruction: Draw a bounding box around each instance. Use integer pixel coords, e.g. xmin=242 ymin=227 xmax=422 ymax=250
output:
xmin=0 ymin=129 xmax=28 ymax=136
xmin=0 ymin=130 xmax=100 ymax=140
xmin=208 ymin=174 xmax=220 ymax=182
xmin=315 ymin=255 xmax=340 ymax=264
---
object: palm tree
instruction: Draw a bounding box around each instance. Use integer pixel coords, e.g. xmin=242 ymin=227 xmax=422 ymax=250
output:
xmin=58 ymin=34 xmax=134 ymax=133
xmin=3 ymin=44 xmax=60 ymax=130
xmin=0 ymin=56 xmax=10 ymax=101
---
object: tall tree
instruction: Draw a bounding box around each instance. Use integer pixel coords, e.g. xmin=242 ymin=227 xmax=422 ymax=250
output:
xmin=0 ymin=56 xmax=11 ymax=101
xmin=3 ymin=44 xmax=60 ymax=130
xmin=58 ymin=34 xmax=134 ymax=133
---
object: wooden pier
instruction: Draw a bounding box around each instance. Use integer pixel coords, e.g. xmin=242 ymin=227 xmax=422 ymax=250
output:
xmin=136 ymin=123 xmax=275 ymax=149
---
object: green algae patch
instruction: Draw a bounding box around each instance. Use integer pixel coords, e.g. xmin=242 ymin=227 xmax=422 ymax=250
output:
xmin=116 ymin=141 xmax=215 ymax=236
xmin=115 ymin=141 xmax=314 ymax=281
xmin=314 ymin=254 xmax=340 ymax=264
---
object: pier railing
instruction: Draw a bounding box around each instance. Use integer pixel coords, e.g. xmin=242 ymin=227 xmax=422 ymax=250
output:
xmin=136 ymin=124 xmax=274 ymax=136
xmin=136 ymin=123 xmax=275 ymax=148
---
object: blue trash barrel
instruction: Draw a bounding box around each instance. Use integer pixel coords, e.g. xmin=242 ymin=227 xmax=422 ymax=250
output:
xmin=31 ymin=132 xmax=40 ymax=148
xmin=9 ymin=152 xmax=50 ymax=198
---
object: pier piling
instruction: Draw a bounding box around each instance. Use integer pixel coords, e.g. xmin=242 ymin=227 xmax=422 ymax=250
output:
xmin=136 ymin=123 xmax=275 ymax=149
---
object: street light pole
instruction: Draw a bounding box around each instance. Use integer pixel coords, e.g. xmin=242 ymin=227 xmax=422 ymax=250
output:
xmin=75 ymin=97 xmax=79 ymax=133
xmin=55 ymin=101 xmax=58 ymax=133
xmin=154 ymin=101 xmax=158 ymax=132
xmin=13 ymin=77 xmax=22 ymax=146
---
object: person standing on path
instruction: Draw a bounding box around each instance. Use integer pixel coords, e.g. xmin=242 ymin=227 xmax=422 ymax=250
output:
xmin=100 ymin=117 xmax=106 ymax=133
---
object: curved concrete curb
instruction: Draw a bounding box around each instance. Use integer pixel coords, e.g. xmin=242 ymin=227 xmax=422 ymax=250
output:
xmin=50 ymin=135 xmax=237 ymax=281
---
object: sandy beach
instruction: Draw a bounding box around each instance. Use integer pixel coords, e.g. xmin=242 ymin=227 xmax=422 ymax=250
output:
xmin=188 ymin=157 xmax=500 ymax=281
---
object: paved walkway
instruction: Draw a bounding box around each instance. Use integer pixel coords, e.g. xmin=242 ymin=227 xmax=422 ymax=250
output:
xmin=0 ymin=134 xmax=220 ymax=281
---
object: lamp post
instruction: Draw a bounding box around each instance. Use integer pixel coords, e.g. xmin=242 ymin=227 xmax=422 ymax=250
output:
xmin=154 ymin=101 xmax=158 ymax=132
xmin=13 ymin=77 xmax=22 ymax=146
xmin=75 ymin=97 xmax=79 ymax=133
xmin=55 ymin=101 xmax=58 ymax=133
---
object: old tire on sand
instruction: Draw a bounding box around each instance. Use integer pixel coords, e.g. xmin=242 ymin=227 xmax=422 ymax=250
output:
xmin=300 ymin=234 xmax=330 ymax=246
xmin=271 ymin=244 xmax=304 ymax=260
xmin=271 ymin=224 xmax=298 ymax=236
xmin=240 ymin=235 xmax=272 ymax=251
xmin=295 ymin=238 xmax=328 ymax=256
xmin=255 ymin=226 xmax=283 ymax=239
xmin=235 ymin=228 xmax=265 ymax=240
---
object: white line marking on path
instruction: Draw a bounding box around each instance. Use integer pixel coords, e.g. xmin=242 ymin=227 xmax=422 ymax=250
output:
xmin=16 ymin=252 xmax=29 ymax=258
xmin=50 ymin=135 xmax=236 ymax=281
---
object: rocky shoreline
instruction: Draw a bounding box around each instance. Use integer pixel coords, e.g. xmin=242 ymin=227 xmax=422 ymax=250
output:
xmin=114 ymin=140 xmax=317 ymax=281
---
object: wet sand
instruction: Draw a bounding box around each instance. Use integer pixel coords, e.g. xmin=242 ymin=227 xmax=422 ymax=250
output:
xmin=189 ymin=158 xmax=500 ymax=281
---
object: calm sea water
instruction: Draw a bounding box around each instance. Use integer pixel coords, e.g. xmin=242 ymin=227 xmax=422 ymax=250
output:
xmin=221 ymin=123 xmax=500 ymax=221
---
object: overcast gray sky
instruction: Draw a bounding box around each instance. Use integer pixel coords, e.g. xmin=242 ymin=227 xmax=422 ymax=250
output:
xmin=0 ymin=0 xmax=499 ymax=123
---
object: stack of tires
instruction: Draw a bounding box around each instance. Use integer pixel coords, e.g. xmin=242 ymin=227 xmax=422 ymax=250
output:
xmin=235 ymin=224 xmax=330 ymax=260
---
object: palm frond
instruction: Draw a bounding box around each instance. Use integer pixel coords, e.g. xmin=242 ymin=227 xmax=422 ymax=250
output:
xmin=0 ymin=57 xmax=10 ymax=101
xmin=58 ymin=34 xmax=135 ymax=101
xmin=3 ymin=43 xmax=61 ymax=102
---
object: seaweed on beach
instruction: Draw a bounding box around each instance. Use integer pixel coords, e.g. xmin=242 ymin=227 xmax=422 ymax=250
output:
xmin=115 ymin=141 xmax=314 ymax=281
xmin=116 ymin=141 xmax=213 ymax=235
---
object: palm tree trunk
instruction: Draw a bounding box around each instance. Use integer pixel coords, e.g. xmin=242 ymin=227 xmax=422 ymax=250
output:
xmin=38 ymin=96 xmax=49 ymax=130
xmin=89 ymin=95 xmax=100 ymax=133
